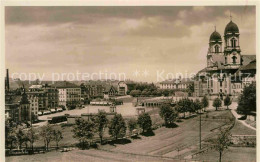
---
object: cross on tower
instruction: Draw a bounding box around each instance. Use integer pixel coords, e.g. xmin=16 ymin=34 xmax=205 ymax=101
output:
xmin=214 ymin=25 xmax=216 ymax=31
xmin=230 ymin=12 xmax=232 ymax=21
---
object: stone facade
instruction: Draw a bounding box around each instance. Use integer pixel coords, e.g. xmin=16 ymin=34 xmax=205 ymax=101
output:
xmin=195 ymin=20 xmax=256 ymax=98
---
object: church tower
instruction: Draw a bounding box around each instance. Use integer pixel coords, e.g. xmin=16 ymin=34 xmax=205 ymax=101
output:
xmin=223 ymin=17 xmax=241 ymax=68
xmin=207 ymin=27 xmax=223 ymax=67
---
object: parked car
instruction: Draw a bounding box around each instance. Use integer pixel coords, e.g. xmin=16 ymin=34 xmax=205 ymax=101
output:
xmin=50 ymin=109 xmax=56 ymax=113
xmin=43 ymin=111 xmax=51 ymax=115
xmin=57 ymin=108 xmax=63 ymax=112
xmin=38 ymin=112 xmax=43 ymax=116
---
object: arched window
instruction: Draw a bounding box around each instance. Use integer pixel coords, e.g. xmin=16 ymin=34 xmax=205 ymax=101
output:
xmin=232 ymin=56 xmax=237 ymax=64
xmin=231 ymin=38 xmax=237 ymax=48
xmin=225 ymin=57 xmax=227 ymax=64
xmin=215 ymin=45 xmax=220 ymax=53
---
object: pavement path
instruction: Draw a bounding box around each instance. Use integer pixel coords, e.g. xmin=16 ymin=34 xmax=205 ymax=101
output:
xmin=229 ymin=102 xmax=256 ymax=131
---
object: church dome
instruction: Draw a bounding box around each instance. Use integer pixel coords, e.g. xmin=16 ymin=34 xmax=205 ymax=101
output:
xmin=209 ymin=31 xmax=222 ymax=41
xmin=224 ymin=21 xmax=239 ymax=34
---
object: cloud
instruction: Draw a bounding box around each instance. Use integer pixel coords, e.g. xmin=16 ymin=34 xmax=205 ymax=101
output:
xmin=6 ymin=6 xmax=255 ymax=26
xmin=5 ymin=6 xmax=256 ymax=82
xmin=122 ymin=16 xmax=191 ymax=38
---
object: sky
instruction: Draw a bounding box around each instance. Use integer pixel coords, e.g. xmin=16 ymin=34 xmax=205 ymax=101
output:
xmin=5 ymin=6 xmax=256 ymax=82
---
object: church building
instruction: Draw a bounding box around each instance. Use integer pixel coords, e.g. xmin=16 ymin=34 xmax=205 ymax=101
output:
xmin=194 ymin=18 xmax=256 ymax=99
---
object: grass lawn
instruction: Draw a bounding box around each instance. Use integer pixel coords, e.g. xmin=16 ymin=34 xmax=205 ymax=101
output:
xmin=231 ymin=120 xmax=256 ymax=135
xmin=6 ymin=109 xmax=256 ymax=162
xmin=193 ymin=146 xmax=256 ymax=162
xmin=6 ymin=149 xmax=178 ymax=162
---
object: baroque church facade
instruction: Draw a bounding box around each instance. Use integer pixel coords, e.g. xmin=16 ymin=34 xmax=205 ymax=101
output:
xmin=194 ymin=19 xmax=256 ymax=98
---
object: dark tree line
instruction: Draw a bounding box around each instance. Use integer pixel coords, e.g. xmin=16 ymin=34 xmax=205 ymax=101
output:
xmin=72 ymin=111 xmax=153 ymax=149
xmin=5 ymin=120 xmax=63 ymax=153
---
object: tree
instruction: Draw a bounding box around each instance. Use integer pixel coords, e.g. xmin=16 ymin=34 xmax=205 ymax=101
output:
xmin=141 ymin=90 xmax=148 ymax=96
xmin=187 ymin=83 xmax=194 ymax=96
xmin=26 ymin=128 xmax=38 ymax=152
xmin=209 ymin=127 xmax=232 ymax=162
xmin=130 ymin=90 xmax=141 ymax=97
xmin=201 ymin=95 xmax=209 ymax=111
xmin=15 ymin=128 xmax=26 ymax=150
xmin=237 ymin=84 xmax=256 ymax=115
xmin=176 ymin=98 xmax=194 ymax=117
xmin=162 ymin=90 xmax=170 ymax=97
xmin=213 ymin=98 xmax=222 ymax=111
xmin=52 ymin=130 xmax=63 ymax=149
xmin=187 ymin=99 xmax=196 ymax=114
xmin=176 ymin=99 xmax=188 ymax=118
xmin=159 ymin=104 xmax=178 ymax=127
xmin=156 ymin=89 xmax=163 ymax=96
xmin=224 ymin=95 xmax=232 ymax=109
xmin=137 ymin=113 xmax=152 ymax=133
xmin=73 ymin=119 xmax=96 ymax=149
xmin=109 ymin=114 xmax=126 ymax=141
xmin=128 ymin=118 xmax=138 ymax=136
xmin=193 ymin=99 xmax=202 ymax=113
xmin=151 ymin=90 xmax=158 ymax=96
xmin=146 ymin=91 xmax=151 ymax=96
xmin=40 ymin=124 xmax=53 ymax=151
xmin=5 ymin=120 xmax=17 ymax=150
xmin=31 ymin=113 xmax=37 ymax=123
xmin=93 ymin=110 xmax=108 ymax=145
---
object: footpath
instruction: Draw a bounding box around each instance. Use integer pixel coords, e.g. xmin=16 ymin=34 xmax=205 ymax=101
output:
xmin=229 ymin=102 xmax=256 ymax=131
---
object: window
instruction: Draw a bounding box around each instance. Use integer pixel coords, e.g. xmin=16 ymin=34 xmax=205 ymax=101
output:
xmin=215 ymin=45 xmax=220 ymax=53
xmin=231 ymin=38 xmax=237 ymax=48
xmin=225 ymin=57 xmax=227 ymax=64
xmin=232 ymin=56 xmax=237 ymax=64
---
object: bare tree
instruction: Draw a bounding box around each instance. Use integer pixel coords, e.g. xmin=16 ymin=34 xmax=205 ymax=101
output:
xmin=26 ymin=128 xmax=38 ymax=153
xmin=209 ymin=127 xmax=232 ymax=162
xmin=52 ymin=130 xmax=63 ymax=149
xmin=40 ymin=124 xmax=53 ymax=151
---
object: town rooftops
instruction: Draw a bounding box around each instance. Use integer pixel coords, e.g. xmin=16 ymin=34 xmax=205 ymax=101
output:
xmin=160 ymin=78 xmax=193 ymax=84
xmin=5 ymin=95 xmax=22 ymax=104
xmin=206 ymin=55 xmax=256 ymax=71
xmin=104 ymin=85 xmax=118 ymax=92
xmin=52 ymin=81 xmax=79 ymax=88
xmin=240 ymin=59 xmax=256 ymax=71
xmin=235 ymin=59 xmax=256 ymax=76
xmin=242 ymin=55 xmax=256 ymax=66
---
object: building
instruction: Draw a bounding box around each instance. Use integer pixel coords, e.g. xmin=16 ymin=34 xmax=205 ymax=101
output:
xmin=159 ymin=78 xmax=193 ymax=90
xmin=194 ymin=18 xmax=256 ymax=98
xmin=19 ymin=91 xmax=31 ymax=122
xmin=5 ymin=90 xmax=32 ymax=123
xmin=104 ymin=85 xmax=118 ymax=99
xmin=53 ymin=81 xmax=81 ymax=109
xmin=43 ymin=84 xmax=59 ymax=108
xmin=236 ymin=59 xmax=256 ymax=87
xmin=5 ymin=95 xmax=21 ymax=122
xmin=27 ymin=94 xmax=39 ymax=118
xmin=83 ymin=81 xmax=106 ymax=98
xmin=117 ymin=81 xmax=128 ymax=95
xmin=80 ymin=83 xmax=90 ymax=102
xmin=27 ymin=85 xmax=48 ymax=112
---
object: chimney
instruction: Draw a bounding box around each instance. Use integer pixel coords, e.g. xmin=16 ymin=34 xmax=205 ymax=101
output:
xmin=6 ymin=69 xmax=10 ymax=92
